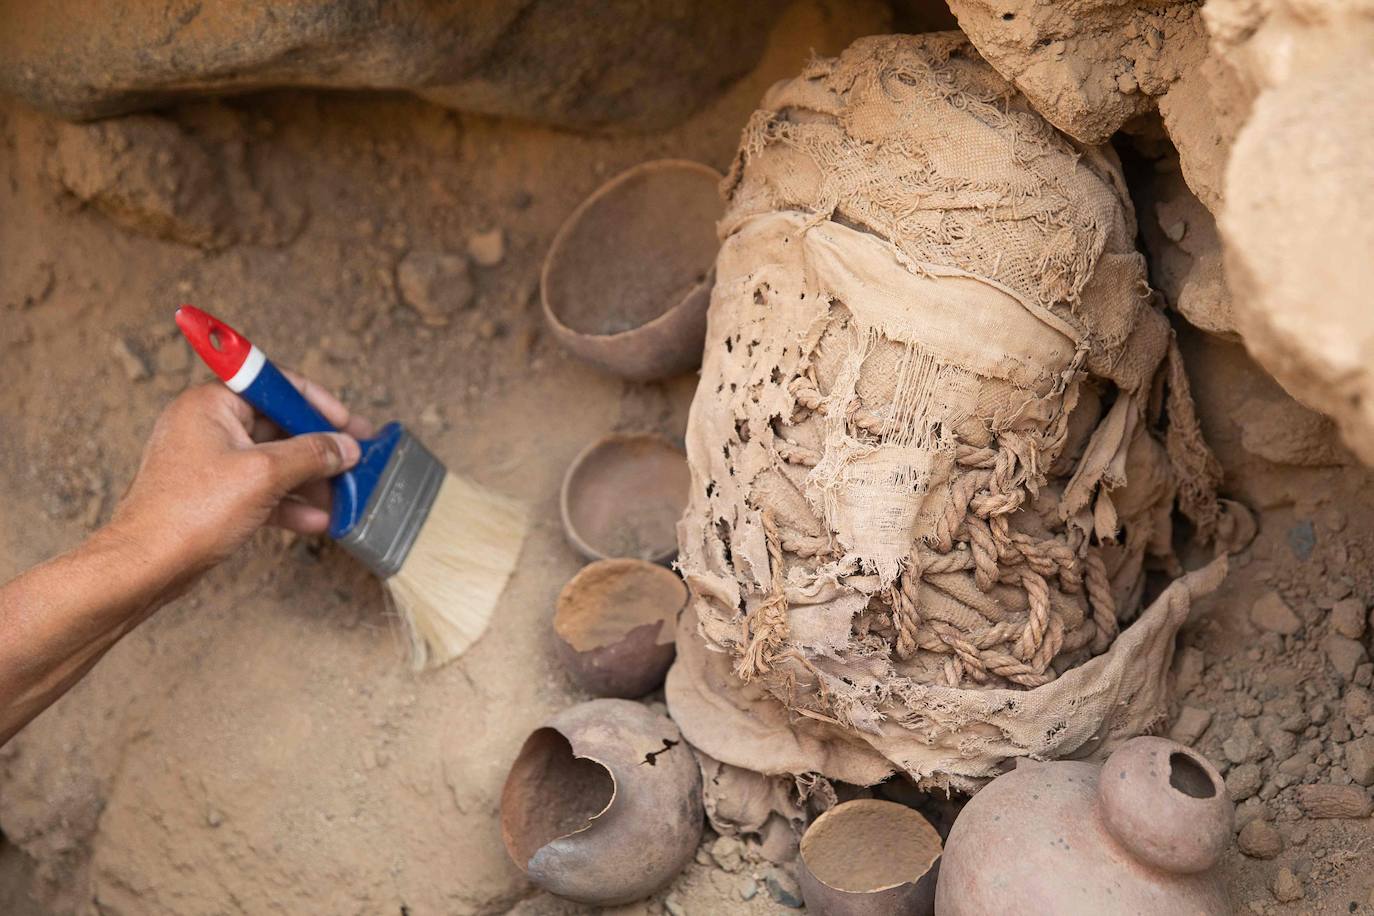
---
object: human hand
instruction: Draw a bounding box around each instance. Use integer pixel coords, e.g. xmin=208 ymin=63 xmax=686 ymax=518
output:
xmin=107 ymin=372 xmax=372 ymax=585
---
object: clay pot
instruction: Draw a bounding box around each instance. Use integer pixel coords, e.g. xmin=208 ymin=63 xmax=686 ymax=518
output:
xmin=554 ymin=558 xmax=686 ymax=698
xmin=500 ymin=699 xmax=703 ymax=905
xmin=798 ymin=799 xmax=942 ymax=916
xmin=541 ymin=159 xmax=722 ymax=381
xmin=936 ymin=736 xmax=1233 ymax=915
xmin=560 ymin=433 xmax=690 ymax=563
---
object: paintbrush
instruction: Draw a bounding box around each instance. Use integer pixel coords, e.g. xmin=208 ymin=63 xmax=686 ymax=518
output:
xmin=175 ymin=304 xmax=528 ymax=668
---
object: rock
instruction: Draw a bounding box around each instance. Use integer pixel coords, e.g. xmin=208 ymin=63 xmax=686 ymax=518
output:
xmin=1351 ymin=688 xmax=1374 ymax=722
xmin=1224 ymin=720 xmax=1262 ymax=764
xmin=946 ymin=0 xmax=1207 ymax=143
xmin=1138 ymin=164 xmax=1234 ymax=336
xmin=763 ymin=867 xmax=804 ymax=909
xmin=1295 ymin=784 xmax=1373 ymax=819
xmin=737 ymin=876 xmax=758 ymax=901
xmin=1169 ymin=706 xmax=1213 ymax=746
xmin=1238 ymin=396 xmax=1348 ymax=467
xmin=1332 ymin=598 xmax=1368 ymax=640
xmin=709 ymin=835 xmax=744 ymax=872
xmin=1271 ymin=866 xmax=1303 ymax=903
xmin=466 ymin=229 xmax=505 ymax=268
xmin=396 ymin=251 xmax=473 ymax=327
xmin=1346 ymin=737 xmax=1374 ymax=787
xmin=112 ymin=336 xmax=151 ymax=381
xmin=1226 ymin=763 xmax=1262 ymax=802
xmin=49 ymin=114 xmax=302 ymax=250
xmin=663 ymin=893 xmax=686 ymax=916
xmin=1219 ymin=12 xmax=1374 ymax=466
xmin=1236 ymin=819 xmax=1283 ymax=860
xmin=0 ymin=0 xmax=787 ymax=132
xmin=1250 ymin=591 xmax=1302 ymax=635
xmin=1325 ymin=635 xmax=1369 ymax=683
xmin=1174 ymin=646 xmax=1206 ymax=696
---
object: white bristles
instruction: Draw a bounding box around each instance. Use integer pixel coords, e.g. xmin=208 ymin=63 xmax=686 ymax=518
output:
xmin=385 ymin=472 xmax=530 ymax=669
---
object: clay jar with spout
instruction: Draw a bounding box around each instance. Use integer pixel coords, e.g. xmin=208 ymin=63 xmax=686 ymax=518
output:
xmin=936 ymin=736 xmax=1233 ymax=915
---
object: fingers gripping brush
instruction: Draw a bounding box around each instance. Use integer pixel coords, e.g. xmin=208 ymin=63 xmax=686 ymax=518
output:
xmin=175 ymin=305 xmax=529 ymax=668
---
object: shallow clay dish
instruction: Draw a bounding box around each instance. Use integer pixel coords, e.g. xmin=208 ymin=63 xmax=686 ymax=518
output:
xmin=554 ymin=558 xmax=686 ymax=698
xmin=560 ymin=433 xmax=690 ymax=563
xmin=542 ymin=159 xmax=722 ymax=381
xmin=798 ymin=799 xmax=942 ymax=916
xmin=499 ymin=699 xmax=703 ymax=905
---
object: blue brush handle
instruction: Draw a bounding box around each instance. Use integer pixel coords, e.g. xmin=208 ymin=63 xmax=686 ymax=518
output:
xmin=238 ymin=358 xmax=402 ymax=540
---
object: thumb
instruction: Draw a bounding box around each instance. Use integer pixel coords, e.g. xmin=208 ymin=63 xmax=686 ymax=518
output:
xmin=255 ymin=432 xmax=361 ymax=494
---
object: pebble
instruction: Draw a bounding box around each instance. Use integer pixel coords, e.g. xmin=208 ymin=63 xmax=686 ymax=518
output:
xmin=1116 ymin=72 xmax=1140 ymax=95
xmin=764 ymin=867 xmax=804 ymax=909
xmin=1271 ymin=866 xmax=1304 ymax=903
xmin=1250 ymin=591 xmax=1302 ymax=636
xmin=1224 ymin=720 xmax=1262 ymax=764
xmin=1169 ymin=706 xmax=1213 ymax=746
xmin=738 ymin=876 xmax=758 ymax=901
xmin=396 ymin=250 xmax=474 ymax=326
xmin=466 ymin=228 xmax=506 ymax=267
xmin=206 ymin=808 xmax=224 ymax=828
xmin=663 ymin=893 xmax=685 ymax=916
xmin=1332 ymin=598 xmax=1368 ymax=639
xmin=1287 ymin=521 xmax=1316 ymax=560
xmin=1345 ymin=737 xmax=1374 ymax=786
xmin=112 ymin=336 xmax=151 ymax=381
xmin=709 ymin=835 xmax=744 ymax=872
xmin=1295 ymin=783 xmax=1373 ymax=818
xmin=1324 ymin=634 xmax=1368 ymax=682
xmin=1226 ymin=763 xmax=1263 ymax=801
xmin=1175 ymin=647 xmax=1206 ymax=695
xmin=1237 ymin=819 xmax=1283 ymax=859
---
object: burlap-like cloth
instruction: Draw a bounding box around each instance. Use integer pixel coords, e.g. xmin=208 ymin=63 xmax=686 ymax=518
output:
xmin=666 ymin=33 xmax=1226 ymax=796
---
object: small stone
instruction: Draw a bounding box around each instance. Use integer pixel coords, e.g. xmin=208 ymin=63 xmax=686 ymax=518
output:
xmin=396 ymin=250 xmax=473 ymax=326
xmin=764 ymin=867 xmax=804 ymax=909
xmin=476 ymin=318 xmax=501 ymax=340
xmin=1272 ymin=866 xmax=1303 ymax=903
xmin=737 ymin=876 xmax=759 ymax=901
xmin=663 ymin=893 xmax=685 ymax=916
xmin=1318 ymin=506 xmax=1348 ymax=533
xmin=1237 ymin=819 xmax=1283 ymax=859
xmin=710 ymin=835 xmax=744 ymax=872
xmin=419 ymin=404 xmax=444 ymax=431
xmin=1325 ymin=634 xmax=1368 ymax=682
xmin=112 ymin=336 xmax=151 ymax=381
xmin=1170 ymin=706 xmax=1213 ymax=746
xmin=1116 ymin=71 xmax=1140 ymax=94
xmin=1287 ymin=521 xmax=1316 ymax=560
xmin=1331 ymin=766 xmax=1353 ymax=786
xmin=1227 ymin=763 xmax=1263 ymax=801
xmin=1225 ymin=720 xmax=1262 ymax=764
xmin=1332 ymin=598 xmax=1367 ymax=639
xmin=206 ymin=808 xmax=224 ymax=828
xmin=1346 ymin=737 xmax=1374 ymax=786
xmin=1295 ymin=783 xmax=1373 ymax=818
xmin=1175 ymin=647 xmax=1206 ymax=695
xmin=1251 ymin=591 xmax=1302 ymax=635
xmin=466 ymin=228 xmax=506 ymax=267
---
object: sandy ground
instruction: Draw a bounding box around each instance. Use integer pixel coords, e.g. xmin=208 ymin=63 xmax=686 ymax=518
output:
xmin=2 ymin=2 xmax=1374 ymax=914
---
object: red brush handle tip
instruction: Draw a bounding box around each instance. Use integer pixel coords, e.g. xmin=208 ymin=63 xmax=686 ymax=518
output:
xmin=175 ymin=304 xmax=254 ymax=381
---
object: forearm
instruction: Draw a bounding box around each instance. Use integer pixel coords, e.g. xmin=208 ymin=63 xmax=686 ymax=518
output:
xmin=0 ymin=524 xmax=184 ymax=744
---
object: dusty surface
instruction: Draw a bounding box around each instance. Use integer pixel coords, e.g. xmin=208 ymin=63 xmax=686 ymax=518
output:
xmin=2 ymin=1 xmax=1374 ymax=915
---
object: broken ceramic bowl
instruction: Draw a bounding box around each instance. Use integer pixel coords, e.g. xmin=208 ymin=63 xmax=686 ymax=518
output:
xmin=798 ymin=798 xmax=941 ymax=916
xmin=499 ymin=699 xmax=702 ymax=905
xmin=937 ymin=736 xmax=1233 ymax=914
xmin=541 ymin=159 xmax=721 ymax=381
xmin=554 ymin=558 xmax=686 ymax=698
xmin=560 ymin=433 xmax=690 ymax=563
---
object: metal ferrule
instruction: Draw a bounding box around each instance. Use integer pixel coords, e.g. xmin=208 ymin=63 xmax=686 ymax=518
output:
xmin=337 ymin=430 xmax=444 ymax=578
